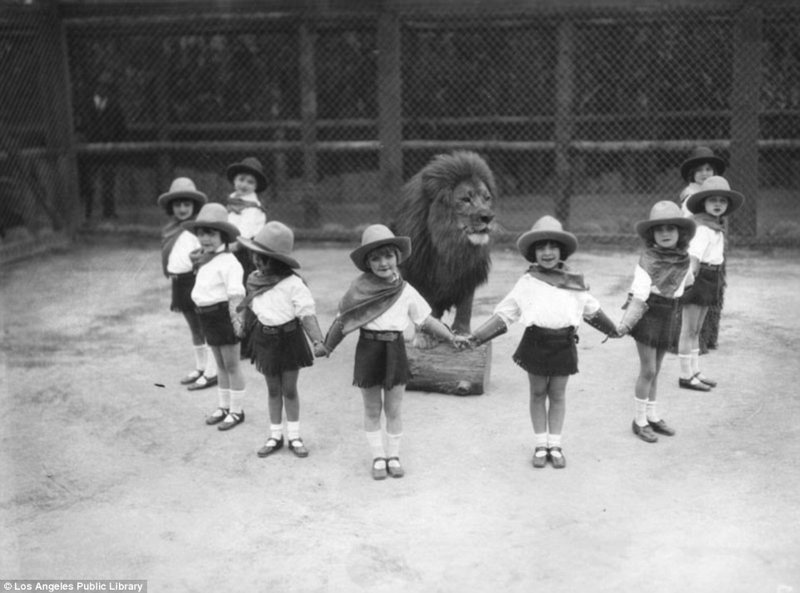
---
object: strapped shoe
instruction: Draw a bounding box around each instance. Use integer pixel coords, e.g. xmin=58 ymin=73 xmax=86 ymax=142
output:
xmin=531 ymin=446 xmax=548 ymax=469
xmin=386 ymin=457 xmax=405 ymax=478
xmin=548 ymin=447 xmax=566 ymax=469
xmin=371 ymin=457 xmax=388 ymax=480
xmin=187 ymin=374 xmax=218 ymax=391
xmin=217 ymin=410 xmax=245 ymax=431
xmin=648 ymin=418 xmax=676 ymax=436
xmin=257 ymin=437 xmax=284 ymax=457
xmin=678 ymin=375 xmax=711 ymax=392
xmin=632 ymin=420 xmax=658 ymax=443
xmin=695 ymin=373 xmax=717 ymax=388
xmin=288 ymin=438 xmax=309 ymax=458
xmin=180 ymin=370 xmax=203 ymax=385
xmin=205 ymin=407 xmax=229 ymax=426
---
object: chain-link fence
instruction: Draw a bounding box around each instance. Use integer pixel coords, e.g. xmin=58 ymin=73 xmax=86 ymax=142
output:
xmin=2 ymin=1 xmax=800 ymax=249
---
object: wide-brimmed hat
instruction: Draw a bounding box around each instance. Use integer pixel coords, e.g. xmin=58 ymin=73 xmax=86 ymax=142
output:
xmin=238 ymin=221 xmax=300 ymax=269
xmin=516 ymin=215 xmax=578 ymax=261
xmin=157 ymin=177 xmax=208 ymax=212
xmin=350 ymin=224 xmax=412 ymax=272
xmin=635 ymin=201 xmax=696 ymax=240
xmin=680 ymin=146 xmax=726 ymax=182
xmin=226 ymin=157 xmax=267 ymax=193
xmin=684 ymin=176 xmax=745 ymax=215
xmin=182 ymin=203 xmax=240 ymax=243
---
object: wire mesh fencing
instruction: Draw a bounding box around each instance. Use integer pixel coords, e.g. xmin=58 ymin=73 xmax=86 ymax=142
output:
xmin=2 ymin=1 xmax=800 ymax=248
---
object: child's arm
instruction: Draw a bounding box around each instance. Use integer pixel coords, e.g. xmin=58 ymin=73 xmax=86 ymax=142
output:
xmin=300 ymin=315 xmax=328 ymax=358
xmin=419 ymin=316 xmax=467 ymax=348
xmin=322 ymin=317 xmax=345 ymax=356
xmin=616 ymin=298 xmax=648 ymax=336
xmin=584 ymin=308 xmax=619 ymax=338
xmin=466 ymin=314 xmax=508 ymax=348
xmin=229 ymin=295 xmax=245 ymax=338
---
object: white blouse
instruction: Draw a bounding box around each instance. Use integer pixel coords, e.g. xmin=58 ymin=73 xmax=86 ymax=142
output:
xmin=361 ymin=282 xmax=432 ymax=332
xmin=191 ymin=248 xmax=245 ymax=306
xmin=250 ymin=275 xmax=316 ymax=326
xmin=629 ymin=264 xmax=691 ymax=301
xmin=493 ymin=274 xmax=600 ymax=329
xmin=166 ymin=230 xmax=201 ymax=275
xmin=688 ymin=225 xmax=725 ymax=265
xmin=227 ymin=192 xmax=267 ymax=240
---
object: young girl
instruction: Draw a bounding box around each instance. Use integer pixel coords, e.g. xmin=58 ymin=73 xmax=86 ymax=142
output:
xmin=236 ymin=221 xmax=327 ymax=458
xmin=466 ymin=216 xmax=618 ymax=469
xmin=225 ymin=157 xmax=268 ymax=282
xmin=677 ymin=176 xmax=744 ymax=391
xmin=158 ymin=177 xmax=218 ymax=391
xmin=183 ymin=203 xmax=247 ymax=430
xmin=322 ymin=224 xmax=467 ymax=480
xmin=617 ymin=201 xmax=696 ymax=443
xmin=678 ymin=146 xmax=726 ymax=216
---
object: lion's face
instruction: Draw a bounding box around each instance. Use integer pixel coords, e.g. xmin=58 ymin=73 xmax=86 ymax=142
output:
xmin=450 ymin=179 xmax=495 ymax=246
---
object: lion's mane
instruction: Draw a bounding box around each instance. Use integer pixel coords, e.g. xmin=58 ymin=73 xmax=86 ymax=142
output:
xmin=391 ymin=151 xmax=497 ymax=321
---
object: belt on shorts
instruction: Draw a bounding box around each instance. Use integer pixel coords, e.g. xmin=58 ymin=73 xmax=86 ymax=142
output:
xmin=196 ymin=302 xmax=227 ymax=314
xmin=169 ymin=272 xmax=195 ymax=280
xmin=259 ymin=319 xmax=299 ymax=335
xmin=700 ymin=263 xmax=722 ymax=271
xmin=360 ymin=329 xmax=401 ymax=342
xmin=527 ymin=325 xmax=578 ymax=343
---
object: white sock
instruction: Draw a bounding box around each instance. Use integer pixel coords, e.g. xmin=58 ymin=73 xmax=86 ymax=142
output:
xmin=229 ymin=389 xmax=245 ymax=414
xmin=218 ymin=388 xmax=231 ymax=410
xmin=690 ymin=349 xmax=701 ymax=376
xmin=193 ymin=345 xmax=206 ymax=371
xmin=547 ymin=434 xmax=562 ymax=449
xmin=646 ymin=401 xmax=660 ymax=423
xmin=634 ymin=398 xmax=648 ymax=426
xmin=385 ymin=432 xmax=402 ymax=459
xmin=679 ymin=354 xmax=693 ymax=379
xmin=203 ymin=346 xmax=217 ymax=378
xmin=287 ymin=421 xmax=301 ymax=441
xmin=365 ymin=430 xmax=385 ymax=459
xmin=534 ymin=432 xmax=548 ymax=449
xmin=270 ymin=423 xmax=283 ymax=439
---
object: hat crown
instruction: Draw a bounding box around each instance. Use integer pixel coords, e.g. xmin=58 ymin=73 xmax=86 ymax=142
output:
xmin=236 ymin=157 xmax=264 ymax=173
xmin=253 ymin=221 xmax=294 ymax=255
xmin=167 ymin=177 xmax=200 ymax=194
xmin=528 ymin=215 xmax=565 ymax=234
xmin=195 ymin=203 xmax=229 ymax=224
xmin=647 ymin=200 xmax=684 ymax=222
xmin=686 ymin=146 xmax=717 ymax=161
xmin=359 ymin=224 xmax=397 ymax=247
xmin=697 ymin=175 xmax=732 ymax=193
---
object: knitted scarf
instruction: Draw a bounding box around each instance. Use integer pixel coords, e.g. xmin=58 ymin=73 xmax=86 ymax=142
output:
xmin=160 ymin=219 xmax=184 ymax=277
xmin=336 ymin=272 xmax=405 ymax=335
xmin=693 ymin=212 xmax=725 ymax=233
xmin=526 ymin=262 xmax=588 ymax=291
xmin=189 ymin=247 xmax=226 ymax=270
xmin=236 ymin=270 xmax=301 ymax=312
xmin=639 ymin=245 xmax=690 ymax=298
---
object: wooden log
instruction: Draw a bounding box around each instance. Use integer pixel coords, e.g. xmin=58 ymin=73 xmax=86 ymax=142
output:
xmin=405 ymin=341 xmax=492 ymax=396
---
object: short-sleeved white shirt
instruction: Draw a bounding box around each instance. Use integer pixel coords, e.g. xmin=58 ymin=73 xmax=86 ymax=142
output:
xmin=250 ymin=275 xmax=316 ymax=326
xmin=629 ymin=264 xmax=691 ymax=301
xmin=361 ymin=282 xmax=432 ymax=332
xmin=191 ymin=248 xmax=245 ymax=306
xmin=227 ymin=192 xmax=266 ymax=240
xmin=688 ymin=225 xmax=724 ymax=265
xmin=166 ymin=230 xmax=201 ymax=275
xmin=493 ymin=274 xmax=600 ymax=329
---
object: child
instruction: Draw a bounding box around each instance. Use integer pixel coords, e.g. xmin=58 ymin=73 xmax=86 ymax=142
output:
xmin=236 ymin=221 xmax=327 ymax=458
xmin=677 ymin=176 xmax=744 ymax=391
xmin=466 ymin=216 xmax=618 ymax=469
xmin=183 ymin=203 xmax=247 ymax=430
xmin=158 ymin=178 xmax=218 ymax=391
xmin=678 ymin=146 xmax=726 ymax=216
xmin=322 ymin=224 xmax=467 ymax=480
xmin=617 ymin=201 xmax=696 ymax=443
xmin=225 ymin=157 xmax=268 ymax=281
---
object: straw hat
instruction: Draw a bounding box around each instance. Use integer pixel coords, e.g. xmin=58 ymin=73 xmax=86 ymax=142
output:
xmin=350 ymin=224 xmax=412 ymax=272
xmin=238 ymin=221 xmax=300 ymax=269
xmin=635 ymin=201 xmax=696 ymax=240
xmin=226 ymin=157 xmax=268 ymax=193
xmin=684 ymin=176 xmax=745 ymax=215
xmin=157 ymin=177 xmax=207 ymax=212
xmin=680 ymin=146 xmax=726 ymax=182
xmin=516 ymin=215 xmax=578 ymax=261
xmin=182 ymin=203 xmax=240 ymax=243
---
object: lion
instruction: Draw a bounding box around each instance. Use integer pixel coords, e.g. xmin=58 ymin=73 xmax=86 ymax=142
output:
xmin=391 ymin=150 xmax=497 ymax=338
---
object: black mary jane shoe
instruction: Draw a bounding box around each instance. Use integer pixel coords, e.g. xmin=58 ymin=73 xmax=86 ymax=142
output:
xmin=548 ymin=447 xmax=566 ymax=469
xmin=257 ymin=437 xmax=284 ymax=457
xmin=648 ymin=418 xmax=676 ymax=436
xmin=205 ymin=407 xmax=229 ymax=426
xmin=531 ymin=447 xmax=548 ymax=469
xmin=386 ymin=457 xmax=405 ymax=478
xmin=695 ymin=373 xmax=717 ymax=388
xmin=371 ymin=457 xmax=388 ymax=480
xmin=632 ymin=420 xmax=659 ymax=443
xmin=217 ymin=410 xmax=245 ymax=431
xmin=678 ymin=375 xmax=711 ymax=392
xmin=288 ymin=438 xmax=309 ymax=458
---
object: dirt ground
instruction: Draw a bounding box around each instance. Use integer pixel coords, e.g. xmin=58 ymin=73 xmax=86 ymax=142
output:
xmin=2 ymin=236 xmax=800 ymax=593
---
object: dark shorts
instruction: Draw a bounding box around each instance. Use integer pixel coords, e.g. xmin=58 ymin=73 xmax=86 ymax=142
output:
xmin=513 ymin=325 xmax=578 ymax=376
xmin=196 ymin=301 xmax=238 ymax=346
xmin=247 ymin=319 xmax=313 ymax=377
xmin=682 ymin=264 xmax=723 ymax=307
xmin=631 ymin=294 xmax=681 ymax=350
xmin=170 ymin=273 xmax=196 ymax=313
xmin=353 ymin=329 xmax=410 ymax=390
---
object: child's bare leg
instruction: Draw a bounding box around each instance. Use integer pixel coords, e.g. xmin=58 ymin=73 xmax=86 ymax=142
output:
xmin=265 ymin=373 xmax=284 ymax=425
xmin=546 ymin=376 xmax=569 ymax=437
xmin=281 ymin=369 xmax=301 ymax=422
xmin=361 ymin=387 xmax=386 ymax=469
xmin=679 ymin=304 xmax=712 ymax=387
xmin=528 ymin=374 xmax=549 ymax=435
xmin=635 ymin=342 xmax=658 ymax=402
xmin=383 ymin=385 xmax=406 ymax=475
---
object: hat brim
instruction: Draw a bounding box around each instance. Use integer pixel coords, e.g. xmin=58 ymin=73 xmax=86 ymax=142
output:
xmin=226 ymin=164 xmax=267 ymax=193
xmin=516 ymin=230 xmax=577 ymax=261
xmin=635 ymin=216 xmax=696 ymax=240
xmin=157 ymin=190 xmax=207 ymax=210
xmin=182 ymin=219 xmax=241 ymax=244
xmin=685 ymin=188 xmax=744 ymax=215
xmin=680 ymin=156 xmax=726 ymax=182
xmin=238 ymin=236 xmax=300 ymax=268
xmin=350 ymin=237 xmax=412 ymax=272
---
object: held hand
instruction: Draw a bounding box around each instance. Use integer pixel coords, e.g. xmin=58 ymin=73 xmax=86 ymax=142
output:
xmin=451 ymin=334 xmax=471 ymax=350
xmin=231 ymin=315 xmax=245 ymax=339
xmin=615 ymin=323 xmax=628 ymax=337
xmin=313 ymin=342 xmax=329 ymax=358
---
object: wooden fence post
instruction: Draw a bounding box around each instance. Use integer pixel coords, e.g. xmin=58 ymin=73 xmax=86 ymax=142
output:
xmin=553 ymin=18 xmax=575 ymax=225
xmin=154 ymin=38 xmax=173 ymax=197
xmin=299 ymin=20 xmax=321 ymax=228
xmin=728 ymin=3 xmax=761 ymax=237
xmin=377 ymin=10 xmax=403 ymax=222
